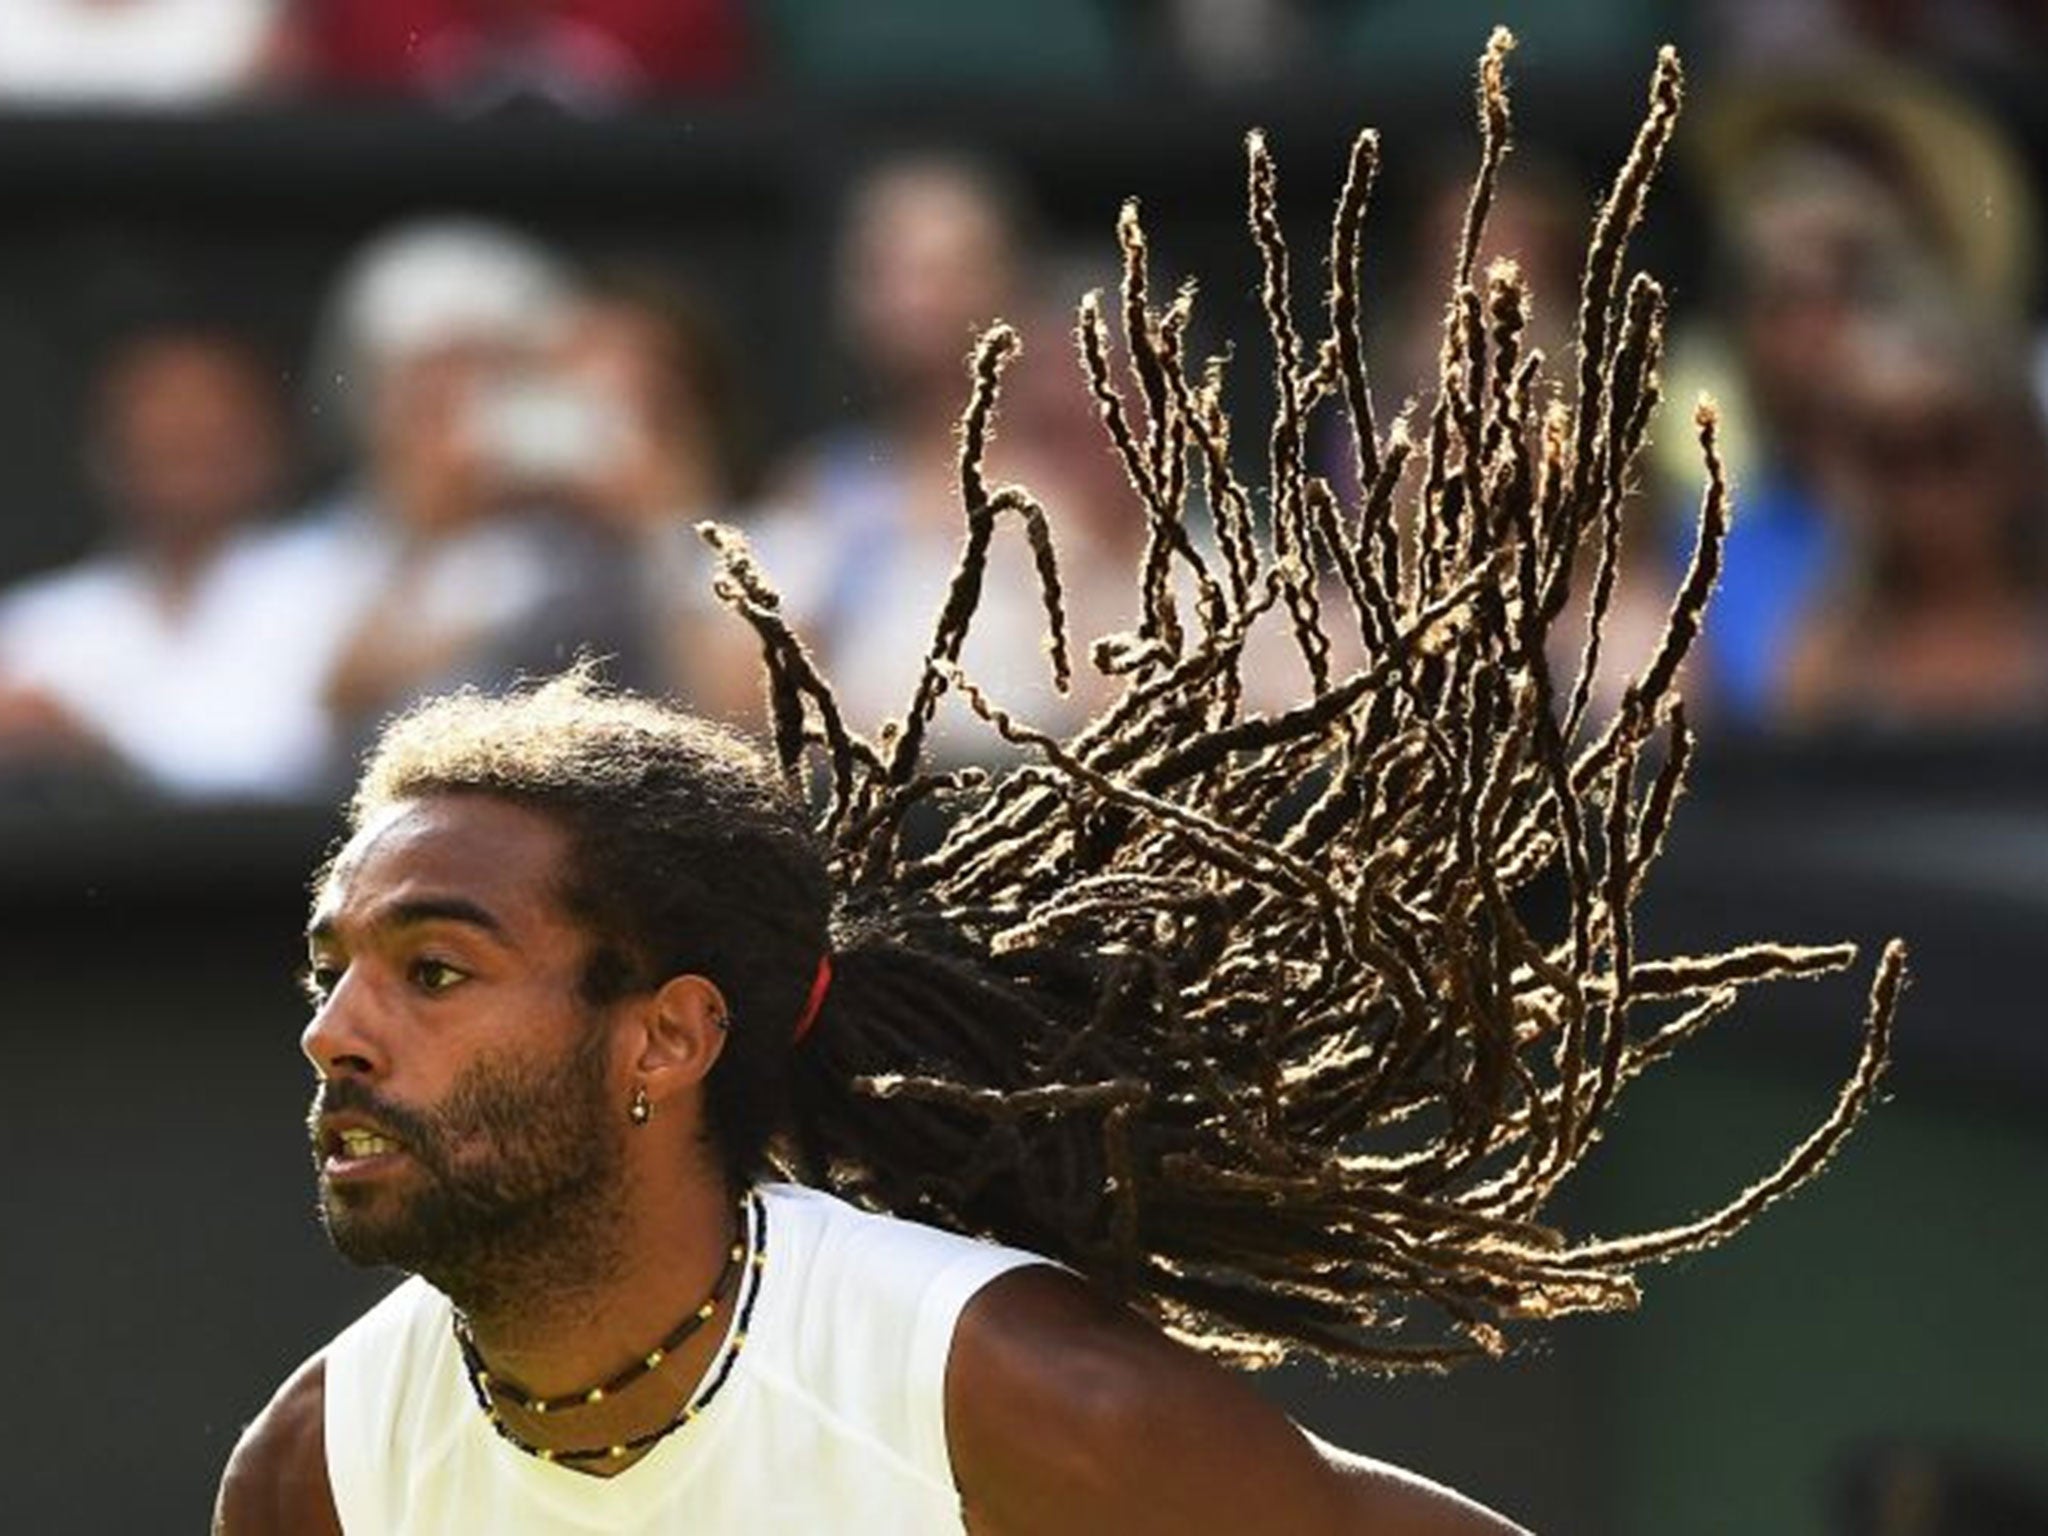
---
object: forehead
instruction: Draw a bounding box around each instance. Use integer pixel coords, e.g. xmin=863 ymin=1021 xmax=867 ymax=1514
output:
xmin=314 ymin=795 xmax=573 ymax=928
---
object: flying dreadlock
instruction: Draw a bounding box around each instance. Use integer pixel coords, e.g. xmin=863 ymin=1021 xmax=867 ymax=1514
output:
xmin=697 ymin=30 xmax=1907 ymax=1372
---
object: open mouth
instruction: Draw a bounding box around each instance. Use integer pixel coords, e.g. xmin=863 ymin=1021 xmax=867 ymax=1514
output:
xmin=320 ymin=1122 xmax=410 ymax=1178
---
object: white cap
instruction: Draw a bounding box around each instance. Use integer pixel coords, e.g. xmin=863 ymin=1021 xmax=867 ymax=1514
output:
xmin=313 ymin=217 xmax=576 ymax=439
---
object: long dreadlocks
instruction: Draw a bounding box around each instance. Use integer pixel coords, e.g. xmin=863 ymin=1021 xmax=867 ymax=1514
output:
xmin=692 ymin=30 xmax=1905 ymax=1372
xmin=361 ymin=31 xmax=1903 ymax=1377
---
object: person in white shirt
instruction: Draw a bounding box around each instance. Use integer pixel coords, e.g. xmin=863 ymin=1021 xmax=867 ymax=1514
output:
xmin=0 ymin=322 xmax=348 ymax=799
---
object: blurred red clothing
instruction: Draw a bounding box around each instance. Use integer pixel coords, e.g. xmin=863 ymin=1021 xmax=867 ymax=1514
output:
xmin=300 ymin=0 xmax=748 ymax=97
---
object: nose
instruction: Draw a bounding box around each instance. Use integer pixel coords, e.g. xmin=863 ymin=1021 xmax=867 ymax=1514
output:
xmin=300 ymin=969 xmax=385 ymax=1081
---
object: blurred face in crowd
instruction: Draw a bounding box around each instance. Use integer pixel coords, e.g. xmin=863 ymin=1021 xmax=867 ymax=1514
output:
xmin=302 ymin=795 xmax=632 ymax=1294
xmin=98 ymin=331 xmax=282 ymax=553
xmin=564 ymin=301 xmax=676 ymax=422
xmin=368 ymin=339 xmax=519 ymax=532
xmin=999 ymin=296 xmax=1134 ymax=546
xmin=838 ymin=161 xmax=1019 ymax=402
xmin=1399 ymin=171 xmax=1581 ymax=399
xmin=1822 ymin=318 xmax=2040 ymax=594
xmin=548 ymin=292 xmax=728 ymax=522
xmin=1731 ymin=152 xmax=1919 ymax=457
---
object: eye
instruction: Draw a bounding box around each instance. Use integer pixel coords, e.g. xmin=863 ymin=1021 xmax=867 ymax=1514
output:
xmin=409 ymin=958 xmax=469 ymax=995
xmin=300 ymin=962 xmax=343 ymax=1004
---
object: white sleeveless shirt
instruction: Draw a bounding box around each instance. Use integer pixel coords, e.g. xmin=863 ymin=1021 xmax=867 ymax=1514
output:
xmin=322 ymin=1183 xmax=1044 ymax=1533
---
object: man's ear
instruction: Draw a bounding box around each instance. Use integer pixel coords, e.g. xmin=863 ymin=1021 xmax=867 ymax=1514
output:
xmin=631 ymin=973 xmax=730 ymax=1111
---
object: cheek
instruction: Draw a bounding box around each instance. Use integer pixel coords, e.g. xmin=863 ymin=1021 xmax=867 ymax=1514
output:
xmin=430 ymin=1017 xmax=617 ymax=1159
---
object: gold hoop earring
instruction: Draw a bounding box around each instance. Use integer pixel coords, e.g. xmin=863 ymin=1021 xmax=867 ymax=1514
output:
xmin=628 ymin=1086 xmax=652 ymax=1126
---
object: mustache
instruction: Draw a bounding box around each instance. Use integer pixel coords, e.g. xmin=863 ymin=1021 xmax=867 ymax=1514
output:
xmin=307 ymin=1077 xmax=440 ymax=1154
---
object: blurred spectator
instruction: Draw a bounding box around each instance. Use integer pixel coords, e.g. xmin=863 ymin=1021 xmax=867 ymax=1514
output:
xmin=1378 ymin=154 xmax=1585 ymax=428
xmin=301 ymin=219 xmax=662 ymax=768
xmin=0 ymin=0 xmax=286 ymax=107
xmin=751 ymin=155 xmax=1100 ymax=753
xmin=1660 ymin=142 xmax=1916 ymax=721
xmin=543 ymin=266 xmax=760 ymax=711
xmin=988 ymin=284 xmax=1155 ymax=710
xmin=1693 ymin=67 xmax=2038 ymax=327
xmin=1661 ymin=66 xmax=2040 ymax=723
xmin=1349 ymin=153 xmax=1672 ymax=725
xmin=0 ymin=321 xmax=338 ymax=798
xmin=1774 ymin=295 xmax=2048 ymax=729
xmin=290 ymin=0 xmax=748 ymax=109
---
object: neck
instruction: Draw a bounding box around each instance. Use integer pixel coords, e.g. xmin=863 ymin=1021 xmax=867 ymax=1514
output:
xmin=452 ymin=1165 xmax=741 ymax=1405
xmin=142 ymin=526 xmax=227 ymax=607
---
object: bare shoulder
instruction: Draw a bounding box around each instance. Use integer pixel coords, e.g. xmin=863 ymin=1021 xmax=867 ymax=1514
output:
xmin=213 ymin=1352 xmax=342 ymax=1536
xmin=946 ymin=1267 xmax=1528 ymax=1536
xmin=946 ymin=1266 xmax=1338 ymax=1535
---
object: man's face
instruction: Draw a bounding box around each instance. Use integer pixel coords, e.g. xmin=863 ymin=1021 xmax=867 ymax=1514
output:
xmin=839 ymin=168 xmax=1015 ymax=396
xmin=101 ymin=334 xmax=282 ymax=547
xmin=301 ymin=795 xmax=629 ymax=1293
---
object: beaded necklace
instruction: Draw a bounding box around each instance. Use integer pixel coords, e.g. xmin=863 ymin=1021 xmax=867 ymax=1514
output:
xmin=455 ymin=1189 xmax=768 ymax=1468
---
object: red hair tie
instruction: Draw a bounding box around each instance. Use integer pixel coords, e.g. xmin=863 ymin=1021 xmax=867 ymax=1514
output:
xmin=792 ymin=954 xmax=833 ymax=1045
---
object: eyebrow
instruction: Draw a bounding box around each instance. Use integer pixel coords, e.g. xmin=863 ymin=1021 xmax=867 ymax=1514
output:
xmin=307 ymin=895 xmax=512 ymax=945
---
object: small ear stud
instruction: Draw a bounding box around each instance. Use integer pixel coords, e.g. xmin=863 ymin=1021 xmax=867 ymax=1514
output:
xmin=628 ymin=1086 xmax=652 ymax=1126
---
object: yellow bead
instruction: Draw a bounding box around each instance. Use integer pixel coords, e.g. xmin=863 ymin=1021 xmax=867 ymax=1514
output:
xmin=645 ymin=1349 xmax=664 ymax=1369
xmin=585 ymin=1387 xmax=605 ymax=1404
xmin=732 ymin=1332 xmax=747 ymax=1347
xmin=730 ymin=1244 xmax=744 ymax=1261
xmin=610 ymin=1445 xmax=627 ymax=1459
xmin=697 ymin=1302 xmax=716 ymax=1319
xmin=533 ymin=1402 xmax=549 ymax=1416
xmin=538 ymin=1449 xmax=556 ymax=1463
xmin=477 ymin=1371 xmax=491 ymax=1388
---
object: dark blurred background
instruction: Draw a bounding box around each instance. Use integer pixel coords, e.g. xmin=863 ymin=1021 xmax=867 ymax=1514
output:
xmin=2 ymin=2 xmax=2046 ymax=1532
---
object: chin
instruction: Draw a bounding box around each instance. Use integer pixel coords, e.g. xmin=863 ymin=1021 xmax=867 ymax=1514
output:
xmin=319 ymin=1186 xmax=433 ymax=1271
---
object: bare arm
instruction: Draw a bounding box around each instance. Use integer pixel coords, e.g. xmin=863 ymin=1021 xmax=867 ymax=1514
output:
xmin=1301 ymin=1428 xmax=1532 ymax=1535
xmin=213 ymin=1354 xmax=343 ymax=1536
xmin=948 ymin=1268 xmax=1529 ymax=1536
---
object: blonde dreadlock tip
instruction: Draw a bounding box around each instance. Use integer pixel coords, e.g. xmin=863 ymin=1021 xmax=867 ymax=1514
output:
xmin=1651 ymin=46 xmax=1685 ymax=106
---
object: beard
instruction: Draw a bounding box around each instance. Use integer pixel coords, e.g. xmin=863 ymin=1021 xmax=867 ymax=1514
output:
xmin=307 ymin=1020 xmax=626 ymax=1312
